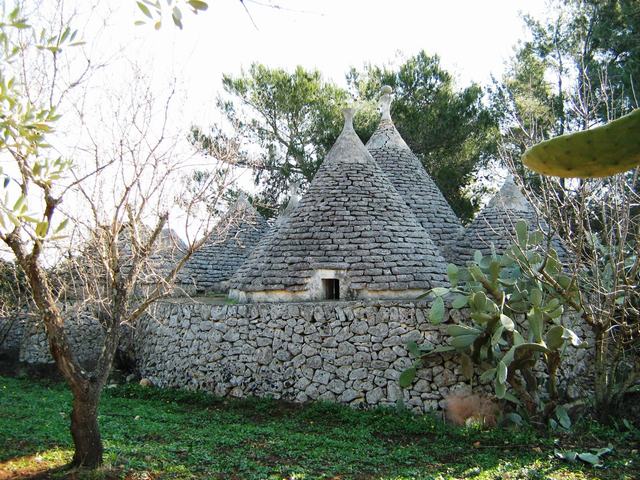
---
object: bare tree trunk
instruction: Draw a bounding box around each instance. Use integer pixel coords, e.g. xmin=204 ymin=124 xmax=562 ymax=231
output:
xmin=70 ymin=386 xmax=103 ymax=468
xmin=9 ymin=244 xmax=108 ymax=467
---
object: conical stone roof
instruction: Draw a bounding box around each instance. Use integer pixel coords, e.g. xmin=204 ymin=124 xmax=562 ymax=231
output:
xmin=151 ymin=228 xmax=188 ymax=279
xmin=181 ymin=196 xmax=269 ymax=293
xmin=366 ymin=87 xmax=462 ymax=262
xmin=450 ymin=176 xmax=567 ymax=264
xmin=228 ymin=186 xmax=300 ymax=301
xmin=233 ymin=109 xmax=449 ymax=303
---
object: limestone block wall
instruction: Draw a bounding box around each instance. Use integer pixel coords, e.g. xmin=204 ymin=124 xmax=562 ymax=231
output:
xmin=0 ymin=311 xmax=30 ymax=355
xmin=0 ymin=310 xmax=104 ymax=367
xmin=135 ymin=300 xmax=593 ymax=411
xmin=1 ymin=298 xmax=594 ymax=411
xmin=555 ymin=315 xmax=593 ymax=400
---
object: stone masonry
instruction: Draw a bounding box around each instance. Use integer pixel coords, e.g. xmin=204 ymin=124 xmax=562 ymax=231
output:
xmin=450 ymin=176 xmax=568 ymax=264
xmin=229 ymin=188 xmax=300 ymax=294
xmin=1 ymin=297 xmax=593 ymax=410
xmin=0 ymin=311 xmax=30 ymax=355
xmin=1 ymin=310 xmax=103 ymax=366
xmin=230 ymin=110 xmax=449 ymax=303
xmin=366 ymin=90 xmax=462 ymax=263
xmin=133 ymin=299 xmax=592 ymax=411
xmin=181 ymin=197 xmax=269 ymax=293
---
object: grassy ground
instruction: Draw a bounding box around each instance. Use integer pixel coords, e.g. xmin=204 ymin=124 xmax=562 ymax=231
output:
xmin=0 ymin=375 xmax=638 ymax=480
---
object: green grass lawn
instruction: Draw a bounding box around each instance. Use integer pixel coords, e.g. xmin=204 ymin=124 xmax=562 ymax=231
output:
xmin=0 ymin=375 xmax=637 ymax=479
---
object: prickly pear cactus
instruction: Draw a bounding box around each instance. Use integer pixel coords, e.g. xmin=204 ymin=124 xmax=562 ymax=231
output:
xmin=403 ymin=220 xmax=585 ymax=420
xmin=522 ymin=109 xmax=640 ymax=178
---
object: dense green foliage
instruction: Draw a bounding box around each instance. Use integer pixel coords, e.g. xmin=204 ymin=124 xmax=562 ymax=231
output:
xmin=197 ymin=53 xmax=498 ymax=220
xmin=493 ymin=0 xmax=640 ymax=158
xmin=589 ymin=0 xmax=640 ymax=114
xmin=2 ymin=375 xmax=638 ymax=479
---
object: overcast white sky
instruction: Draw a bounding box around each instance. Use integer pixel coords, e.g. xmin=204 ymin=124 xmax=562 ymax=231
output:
xmin=87 ymin=0 xmax=547 ymax=128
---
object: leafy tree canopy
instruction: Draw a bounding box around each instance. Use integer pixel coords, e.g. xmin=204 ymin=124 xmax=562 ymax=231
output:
xmin=201 ymin=64 xmax=352 ymax=215
xmin=494 ymin=0 xmax=640 ymax=157
xmin=195 ymin=53 xmax=499 ymax=221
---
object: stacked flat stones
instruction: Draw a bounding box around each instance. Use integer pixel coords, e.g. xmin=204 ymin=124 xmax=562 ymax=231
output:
xmin=228 ymin=189 xmax=299 ymax=299
xmin=182 ymin=197 xmax=269 ymax=293
xmin=366 ymin=88 xmax=462 ymax=263
xmin=232 ymin=109 xmax=449 ymax=301
xmin=450 ymin=176 xmax=566 ymax=263
xmin=150 ymin=228 xmax=188 ymax=280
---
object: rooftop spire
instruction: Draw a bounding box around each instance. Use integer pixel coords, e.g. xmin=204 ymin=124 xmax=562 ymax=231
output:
xmin=488 ymin=175 xmax=529 ymax=212
xmin=235 ymin=191 xmax=249 ymax=207
xmin=288 ymin=181 xmax=299 ymax=197
xmin=342 ymin=107 xmax=355 ymax=133
xmin=284 ymin=181 xmax=300 ymax=216
xmin=365 ymin=89 xmax=410 ymax=151
xmin=380 ymin=85 xmax=392 ymax=121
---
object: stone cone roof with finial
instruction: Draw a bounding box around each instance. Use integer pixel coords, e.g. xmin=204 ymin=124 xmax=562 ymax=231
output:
xmin=231 ymin=109 xmax=449 ymax=302
xmin=450 ymin=176 xmax=567 ymax=263
xmin=366 ymin=87 xmax=462 ymax=262
xmin=181 ymin=196 xmax=269 ymax=293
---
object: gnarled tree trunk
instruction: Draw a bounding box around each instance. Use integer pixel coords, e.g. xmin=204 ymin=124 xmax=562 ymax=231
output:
xmin=15 ymin=250 xmax=109 ymax=468
xmin=70 ymin=386 xmax=103 ymax=467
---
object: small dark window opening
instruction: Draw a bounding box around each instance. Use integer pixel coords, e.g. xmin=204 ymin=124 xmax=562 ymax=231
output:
xmin=322 ymin=279 xmax=340 ymax=300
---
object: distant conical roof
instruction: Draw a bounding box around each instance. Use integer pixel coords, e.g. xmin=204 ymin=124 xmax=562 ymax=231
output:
xmin=151 ymin=228 xmax=188 ymax=279
xmin=228 ymin=185 xmax=300 ymax=300
xmin=181 ymin=196 xmax=269 ymax=293
xmin=450 ymin=176 xmax=566 ymax=263
xmin=366 ymin=87 xmax=462 ymax=262
xmin=159 ymin=228 xmax=188 ymax=250
xmin=233 ymin=109 xmax=449 ymax=302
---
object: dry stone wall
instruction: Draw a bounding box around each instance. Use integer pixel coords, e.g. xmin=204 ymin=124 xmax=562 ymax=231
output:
xmin=134 ymin=299 xmax=593 ymax=411
xmin=0 ymin=311 xmax=30 ymax=355
xmin=0 ymin=311 xmax=104 ymax=366
xmin=1 ymin=298 xmax=593 ymax=411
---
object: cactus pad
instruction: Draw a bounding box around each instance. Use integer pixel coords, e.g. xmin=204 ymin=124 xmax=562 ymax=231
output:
xmin=522 ymin=108 xmax=640 ymax=178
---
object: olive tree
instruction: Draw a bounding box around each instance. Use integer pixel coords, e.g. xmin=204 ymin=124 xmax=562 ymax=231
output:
xmin=0 ymin=6 xmax=249 ymax=467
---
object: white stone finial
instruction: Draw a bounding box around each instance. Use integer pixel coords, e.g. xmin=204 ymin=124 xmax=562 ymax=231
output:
xmin=282 ymin=182 xmax=300 ymax=218
xmin=379 ymin=85 xmax=392 ymax=121
xmin=231 ymin=192 xmax=252 ymax=216
xmin=490 ymin=174 xmax=529 ymax=212
xmin=342 ymin=107 xmax=355 ymax=132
